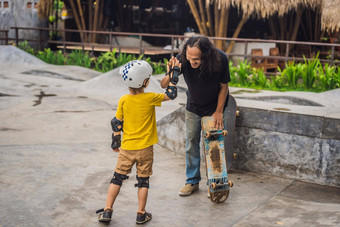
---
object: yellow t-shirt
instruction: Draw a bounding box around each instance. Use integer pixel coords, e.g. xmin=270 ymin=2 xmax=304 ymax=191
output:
xmin=115 ymin=92 xmax=164 ymax=150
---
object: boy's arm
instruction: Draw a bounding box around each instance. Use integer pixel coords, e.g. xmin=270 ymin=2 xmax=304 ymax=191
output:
xmin=111 ymin=117 xmax=123 ymax=152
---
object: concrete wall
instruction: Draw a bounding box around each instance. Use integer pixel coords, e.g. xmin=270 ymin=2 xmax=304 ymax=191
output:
xmin=157 ymin=106 xmax=340 ymax=188
xmin=0 ymin=0 xmax=47 ymax=46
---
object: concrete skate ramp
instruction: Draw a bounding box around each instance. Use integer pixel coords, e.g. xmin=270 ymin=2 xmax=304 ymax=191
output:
xmin=76 ymin=67 xmax=163 ymax=100
xmin=71 ymin=67 xmax=186 ymax=119
xmin=0 ymin=46 xmax=47 ymax=67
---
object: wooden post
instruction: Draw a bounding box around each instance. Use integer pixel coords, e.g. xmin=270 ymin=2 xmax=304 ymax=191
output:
xmin=285 ymin=43 xmax=290 ymax=65
xmin=330 ymin=46 xmax=335 ymax=66
xmin=39 ymin=29 xmax=43 ymax=50
xmin=244 ymin=41 xmax=248 ymax=61
xmin=14 ymin=27 xmax=19 ymax=46
xmin=5 ymin=30 xmax=8 ymax=45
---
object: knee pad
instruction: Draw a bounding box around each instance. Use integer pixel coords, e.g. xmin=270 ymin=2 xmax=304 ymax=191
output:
xmin=110 ymin=172 xmax=129 ymax=186
xmin=134 ymin=175 xmax=150 ymax=188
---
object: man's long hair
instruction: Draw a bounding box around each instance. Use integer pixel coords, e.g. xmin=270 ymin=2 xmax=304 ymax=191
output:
xmin=179 ymin=35 xmax=222 ymax=77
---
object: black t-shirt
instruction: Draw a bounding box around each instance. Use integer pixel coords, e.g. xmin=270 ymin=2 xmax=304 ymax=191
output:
xmin=178 ymin=49 xmax=230 ymax=117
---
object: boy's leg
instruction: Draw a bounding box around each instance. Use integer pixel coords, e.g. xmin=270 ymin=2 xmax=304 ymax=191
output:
xmin=105 ymin=183 xmax=121 ymax=209
xmin=135 ymin=146 xmax=153 ymax=224
xmin=137 ymin=187 xmax=148 ymax=213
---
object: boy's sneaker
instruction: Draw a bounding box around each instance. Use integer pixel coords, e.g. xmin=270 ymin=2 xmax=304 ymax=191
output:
xmin=136 ymin=211 xmax=152 ymax=225
xmin=179 ymin=183 xmax=199 ymax=196
xmin=97 ymin=208 xmax=113 ymax=223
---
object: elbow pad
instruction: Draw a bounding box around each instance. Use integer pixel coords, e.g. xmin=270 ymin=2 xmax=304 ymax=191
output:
xmin=165 ymin=86 xmax=177 ymax=100
xmin=111 ymin=117 xmax=123 ymax=132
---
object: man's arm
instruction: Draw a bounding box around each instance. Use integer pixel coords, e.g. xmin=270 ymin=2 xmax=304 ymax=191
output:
xmin=212 ymin=83 xmax=229 ymax=129
xmin=162 ymin=57 xmax=181 ymax=101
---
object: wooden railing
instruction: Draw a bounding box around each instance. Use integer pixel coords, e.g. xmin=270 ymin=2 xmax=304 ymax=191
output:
xmin=1 ymin=27 xmax=340 ymax=68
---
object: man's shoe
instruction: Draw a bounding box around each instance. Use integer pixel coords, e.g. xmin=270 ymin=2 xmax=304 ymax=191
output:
xmin=136 ymin=211 xmax=152 ymax=225
xmin=97 ymin=208 xmax=113 ymax=223
xmin=179 ymin=183 xmax=199 ymax=196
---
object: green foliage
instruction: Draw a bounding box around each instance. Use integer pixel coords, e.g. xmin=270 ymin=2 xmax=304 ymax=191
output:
xmin=18 ymin=41 xmax=35 ymax=55
xmin=235 ymin=60 xmax=252 ymax=86
xmin=302 ymin=53 xmax=320 ymax=90
xmin=251 ymin=68 xmax=268 ymax=89
xmin=151 ymin=58 xmax=168 ymax=74
xmin=67 ymin=49 xmax=92 ymax=68
xmin=37 ymin=48 xmax=65 ymax=65
xmin=318 ymin=63 xmax=336 ymax=91
xmin=229 ymin=61 xmax=238 ymax=85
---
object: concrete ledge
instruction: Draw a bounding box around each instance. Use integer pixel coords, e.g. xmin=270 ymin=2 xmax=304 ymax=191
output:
xmin=157 ymin=99 xmax=340 ymax=188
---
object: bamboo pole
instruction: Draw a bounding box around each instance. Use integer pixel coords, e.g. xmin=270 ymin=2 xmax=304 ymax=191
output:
xmin=93 ymin=0 xmax=100 ymax=42
xmin=187 ymin=0 xmax=204 ymax=34
xmin=69 ymin=0 xmax=84 ymax=42
xmin=226 ymin=14 xmax=249 ymax=53
xmin=98 ymin=0 xmax=104 ymax=30
xmin=290 ymin=7 xmax=302 ymax=41
xmin=89 ymin=0 xmax=93 ymax=42
xmin=214 ymin=3 xmax=220 ymax=38
xmin=222 ymin=7 xmax=229 ymax=50
xmin=77 ymin=0 xmax=87 ymax=42
xmin=198 ymin=0 xmax=208 ymax=35
xmin=268 ymin=17 xmax=277 ymax=40
xmin=216 ymin=5 xmax=227 ymax=50
xmin=206 ymin=2 xmax=213 ymax=36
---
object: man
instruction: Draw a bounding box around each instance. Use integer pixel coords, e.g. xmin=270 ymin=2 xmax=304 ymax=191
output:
xmin=161 ymin=35 xmax=231 ymax=196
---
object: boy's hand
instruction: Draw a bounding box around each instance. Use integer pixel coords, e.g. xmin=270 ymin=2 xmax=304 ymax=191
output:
xmin=112 ymin=148 xmax=120 ymax=152
xmin=111 ymin=134 xmax=121 ymax=150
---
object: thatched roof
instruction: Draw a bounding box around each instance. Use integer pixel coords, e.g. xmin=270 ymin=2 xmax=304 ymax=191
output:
xmin=321 ymin=0 xmax=340 ymax=32
xmin=209 ymin=0 xmax=319 ymax=18
xmin=209 ymin=0 xmax=339 ymax=32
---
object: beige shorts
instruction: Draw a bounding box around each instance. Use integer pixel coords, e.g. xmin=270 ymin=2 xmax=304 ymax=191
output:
xmin=115 ymin=145 xmax=154 ymax=177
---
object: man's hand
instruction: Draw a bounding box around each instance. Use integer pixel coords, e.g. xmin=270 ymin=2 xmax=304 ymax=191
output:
xmin=212 ymin=111 xmax=224 ymax=129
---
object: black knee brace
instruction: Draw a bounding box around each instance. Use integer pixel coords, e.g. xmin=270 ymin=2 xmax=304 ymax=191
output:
xmin=134 ymin=175 xmax=150 ymax=188
xmin=110 ymin=172 xmax=129 ymax=186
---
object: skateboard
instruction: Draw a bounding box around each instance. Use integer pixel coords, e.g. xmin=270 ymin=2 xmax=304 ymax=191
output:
xmin=225 ymin=94 xmax=238 ymax=170
xmin=201 ymin=116 xmax=233 ymax=203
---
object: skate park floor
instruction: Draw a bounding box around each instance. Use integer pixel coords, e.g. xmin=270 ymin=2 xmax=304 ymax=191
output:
xmin=0 ymin=46 xmax=340 ymax=226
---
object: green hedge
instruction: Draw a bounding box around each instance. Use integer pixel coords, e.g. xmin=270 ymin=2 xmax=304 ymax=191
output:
xmin=18 ymin=41 xmax=340 ymax=92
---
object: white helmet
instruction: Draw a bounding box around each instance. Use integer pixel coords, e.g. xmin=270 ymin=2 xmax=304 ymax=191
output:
xmin=119 ymin=60 xmax=153 ymax=88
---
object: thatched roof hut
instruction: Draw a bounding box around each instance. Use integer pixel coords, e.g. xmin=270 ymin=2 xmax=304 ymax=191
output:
xmin=321 ymin=0 xmax=340 ymax=33
xmin=212 ymin=0 xmax=339 ymax=32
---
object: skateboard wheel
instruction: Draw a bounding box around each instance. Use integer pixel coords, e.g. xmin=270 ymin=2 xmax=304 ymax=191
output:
xmin=228 ymin=180 xmax=233 ymax=187
xmin=236 ymin=110 xmax=240 ymax=117
xmin=211 ymin=182 xmax=216 ymax=189
xmin=205 ymin=131 xmax=211 ymax=138
xmin=222 ymin=130 xmax=228 ymax=136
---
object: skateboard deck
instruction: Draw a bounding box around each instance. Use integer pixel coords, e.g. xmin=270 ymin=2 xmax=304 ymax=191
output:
xmin=225 ymin=95 xmax=237 ymax=170
xmin=202 ymin=116 xmax=233 ymax=203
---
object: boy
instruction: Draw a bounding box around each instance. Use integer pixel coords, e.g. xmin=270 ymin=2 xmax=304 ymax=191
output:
xmin=97 ymin=59 xmax=181 ymax=224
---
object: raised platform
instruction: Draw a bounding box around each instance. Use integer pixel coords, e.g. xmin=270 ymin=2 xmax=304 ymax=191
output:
xmin=157 ymin=87 xmax=340 ymax=187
